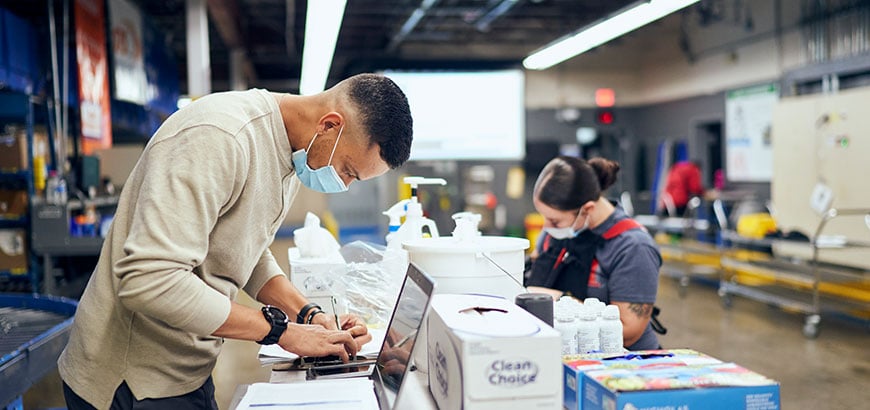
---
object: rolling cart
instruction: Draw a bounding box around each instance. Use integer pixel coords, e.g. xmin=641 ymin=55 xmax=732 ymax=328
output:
xmin=719 ymin=207 xmax=870 ymax=338
xmin=646 ymin=197 xmax=721 ymax=297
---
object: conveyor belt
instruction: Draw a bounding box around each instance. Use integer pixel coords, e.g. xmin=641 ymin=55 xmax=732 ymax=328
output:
xmin=0 ymin=294 xmax=77 ymax=407
xmin=0 ymin=307 xmax=68 ymax=358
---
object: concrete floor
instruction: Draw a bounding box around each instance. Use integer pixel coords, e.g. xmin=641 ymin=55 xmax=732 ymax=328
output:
xmin=654 ymin=277 xmax=870 ymax=410
xmin=21 ymin=274 xmax=870 ymax=409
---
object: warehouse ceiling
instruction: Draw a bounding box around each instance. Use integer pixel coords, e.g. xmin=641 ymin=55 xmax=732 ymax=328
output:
xmin=0 ymin=0 xmax=684 ymax=93
xmin=131 ymin=0 xmax=642 ymax=92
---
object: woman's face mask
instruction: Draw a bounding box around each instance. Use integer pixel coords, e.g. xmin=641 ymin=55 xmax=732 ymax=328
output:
xmin=544 ymin=210 xmax=590 ymax=240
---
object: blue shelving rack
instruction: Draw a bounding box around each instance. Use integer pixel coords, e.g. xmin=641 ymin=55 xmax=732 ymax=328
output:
xmin=0 ymin=92 xmax=39 ymax=293
xmin=0 ymin=7 xmax=41 ymax=293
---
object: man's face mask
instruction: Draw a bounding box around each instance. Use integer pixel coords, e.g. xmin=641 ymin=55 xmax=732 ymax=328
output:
xmin=292 ymin=125 xmax=348 ymax=193
xmin=543 ymin=210 xmax=590 ymax=240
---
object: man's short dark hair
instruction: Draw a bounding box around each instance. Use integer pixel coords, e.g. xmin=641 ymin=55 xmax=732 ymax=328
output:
xmin=344 ymin=74 xmax=413 ymax=169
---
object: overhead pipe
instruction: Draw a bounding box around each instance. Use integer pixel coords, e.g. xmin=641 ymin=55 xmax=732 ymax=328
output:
xmin=474 ymin=0 xmax=520 ymax=32
xmin=286 ymin=0 xmax=296 ymax=56
xmin=186 ymin=0 xmax=211 ymax=97
xmin=207 ymin=0 xmax=257 ymax=87
xmin=387 ymin=0 xmax=439 ymax=52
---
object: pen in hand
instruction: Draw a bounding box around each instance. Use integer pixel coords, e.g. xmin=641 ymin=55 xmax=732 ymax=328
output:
xmin=330 ymin=296 xmax=341 ymax=331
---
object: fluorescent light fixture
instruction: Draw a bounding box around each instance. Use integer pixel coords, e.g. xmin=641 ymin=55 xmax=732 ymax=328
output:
xmin=299 ymin=0 xmax=347 ymax=95
xmin=523 ymin=0 xmax=700 ymax=70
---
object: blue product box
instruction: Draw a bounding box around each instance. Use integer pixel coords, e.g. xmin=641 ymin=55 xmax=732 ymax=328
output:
xmin=563 ymin=350 xmax=779 ymax=410
xmin=564 ymin=349 xmax=722 ymax=409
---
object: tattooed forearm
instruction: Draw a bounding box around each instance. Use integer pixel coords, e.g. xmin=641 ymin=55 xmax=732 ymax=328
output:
xmin=628 ymin=303 xmax=653 ymax=319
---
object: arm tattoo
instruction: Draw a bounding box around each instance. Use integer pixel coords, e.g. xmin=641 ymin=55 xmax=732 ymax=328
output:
xmin=628 ymin=303 xmax=653 ymax=319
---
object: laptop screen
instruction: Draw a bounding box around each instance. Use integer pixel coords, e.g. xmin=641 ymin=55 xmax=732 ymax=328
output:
xmin=373 ymin=262 xmax=435 ymax=409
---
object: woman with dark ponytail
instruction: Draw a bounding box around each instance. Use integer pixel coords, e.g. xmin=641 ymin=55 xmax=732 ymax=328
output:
xmin=526 ymin=156 xmax=662 ymax=350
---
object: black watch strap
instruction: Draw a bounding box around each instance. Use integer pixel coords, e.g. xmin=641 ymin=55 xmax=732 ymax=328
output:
xmin=296 ymin=302 xmax=321 ymax=324
xmin=257 ymin=305 xmax=288 ymax=345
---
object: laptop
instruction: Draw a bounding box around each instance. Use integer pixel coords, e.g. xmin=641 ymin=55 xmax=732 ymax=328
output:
xmin=305 ymin=261 xmax=436 ymax=409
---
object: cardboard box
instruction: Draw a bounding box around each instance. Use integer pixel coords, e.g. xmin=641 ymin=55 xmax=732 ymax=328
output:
xmin=0 ymin=229 xmax=28 ymax=274
xmin=287 ymin=247 xmax=347 ymax=316
xmin=0 ymin=190 xmax=28 ymax=218
xmin=427 ymin=294 xmax=562 ymax=410
xmin=563 ymin=350 xmax=780 ymax=410
xmin=0 ymin=128 xmax=48 ymax=172
xmin=0 ymin=134 xmax=27 ymax=171
xmin=564 ymin=350 xmax=723 ymax=409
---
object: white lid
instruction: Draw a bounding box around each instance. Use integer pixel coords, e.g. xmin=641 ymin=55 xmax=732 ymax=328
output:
xmin=603 ymin=305 xmax=620 ymax=319
xmin=403 ymin=236 xmax=529 ymax=254
xmin=558 ymin=295 xmax=576 ymax=303
xmin=577 ymin=305 xmax=597 ymax=321
xmin=583 ymin=297 xmax=600 ymax=305
xmin=554 ymin=307 xmax=575 ymax=322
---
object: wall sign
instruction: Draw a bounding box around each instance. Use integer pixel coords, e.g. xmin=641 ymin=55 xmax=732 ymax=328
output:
xmin=75 ymin=0 xmax=112 ymax=153
xmin=725 ymin=83 xmax=778 ymax=182
xmin=109 ymin=0 xmax=147 ymax=104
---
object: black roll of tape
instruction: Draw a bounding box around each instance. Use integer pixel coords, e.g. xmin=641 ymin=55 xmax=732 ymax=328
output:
xmin=515 ymin=293 xmax=554 ymax=327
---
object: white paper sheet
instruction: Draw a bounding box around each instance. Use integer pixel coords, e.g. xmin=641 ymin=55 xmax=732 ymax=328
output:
xmin=236 ymin=379 xmax=379 ymax=410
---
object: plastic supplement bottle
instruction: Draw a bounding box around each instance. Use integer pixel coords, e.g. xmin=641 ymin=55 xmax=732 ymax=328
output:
xmin=56 ymin=175 xmax=68 ymax=204
xmin=575 ymin=305 xmax=600 ymax=354
xmin=46 ymin=171 xmax=59 ymax=204
xmin=553 ymin=306 xmax=579 ymax=355
xmin=599 ymin=305 xmax=624 ymax=353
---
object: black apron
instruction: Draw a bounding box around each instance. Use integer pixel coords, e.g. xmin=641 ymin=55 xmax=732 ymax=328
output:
xmin=525 ymin=230 xmax=602 ymax=299
xmin=524 ymin=218 xmax=669 ymax=336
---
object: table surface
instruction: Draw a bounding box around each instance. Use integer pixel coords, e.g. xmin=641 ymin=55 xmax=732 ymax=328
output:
xmin=229 ymin=367 xmax=437 ymax=409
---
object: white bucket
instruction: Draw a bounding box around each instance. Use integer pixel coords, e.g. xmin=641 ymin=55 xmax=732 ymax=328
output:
xmin=402 ymin=235 xmax=529 ymax=299
xmin=402 ymin=235 xmax=530 ymax=374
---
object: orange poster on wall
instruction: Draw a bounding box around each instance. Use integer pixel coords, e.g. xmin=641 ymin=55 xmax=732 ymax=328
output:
xmin=75 ymin=0 xmax=112 ymax=154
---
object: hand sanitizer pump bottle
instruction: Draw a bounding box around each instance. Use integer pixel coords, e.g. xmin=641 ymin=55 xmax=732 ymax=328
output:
xmin=384 ymin=177 xmax=446 ymax=249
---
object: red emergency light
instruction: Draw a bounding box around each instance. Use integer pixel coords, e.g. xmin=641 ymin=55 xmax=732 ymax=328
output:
xmin=596 ymin=109 xmax=614 ymax=125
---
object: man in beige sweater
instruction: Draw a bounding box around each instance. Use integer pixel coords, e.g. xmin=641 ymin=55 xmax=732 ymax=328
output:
xmin=58 ymin=73 xmax=413 ymax=409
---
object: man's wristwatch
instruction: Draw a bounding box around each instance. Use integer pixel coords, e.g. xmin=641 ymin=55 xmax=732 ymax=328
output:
xmin=257 ymin=305 xmax=289 ymax=345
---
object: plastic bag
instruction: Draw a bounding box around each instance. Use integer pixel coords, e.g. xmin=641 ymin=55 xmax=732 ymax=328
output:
xmin=293 ymin=212 xmax=341 ymax=258
xmin=339 ymin=241 xmax=408 ymax=327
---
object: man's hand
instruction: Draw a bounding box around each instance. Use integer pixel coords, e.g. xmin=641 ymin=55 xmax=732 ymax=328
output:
xmin=278 ymin=323 xmax=357 ymax=362
xmin=310 ymin=312 xmax=372 ymax=352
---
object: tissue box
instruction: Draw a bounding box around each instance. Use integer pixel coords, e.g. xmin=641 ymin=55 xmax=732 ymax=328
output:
xmin=563 ymin=350 xmax=780 ymax=410
xmin=427 ymin=294 xmax=562 ymax=410
xmin=288 ymin=247 xmax=347 ymax=316
xmin=288 ymin=247 xmax=346 ymax=296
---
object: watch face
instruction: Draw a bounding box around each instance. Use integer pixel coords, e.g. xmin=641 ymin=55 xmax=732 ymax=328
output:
xmin=265 ymin=306 xmax=288 ymax=324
